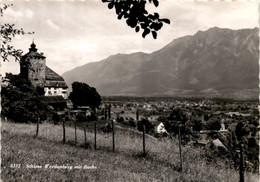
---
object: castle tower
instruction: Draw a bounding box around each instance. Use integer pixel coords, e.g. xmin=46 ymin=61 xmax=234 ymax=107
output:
xmin=20 ymin=41 xmax=46 ymax=88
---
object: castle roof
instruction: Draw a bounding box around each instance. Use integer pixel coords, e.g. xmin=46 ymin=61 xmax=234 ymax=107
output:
xmin=45 ymin=66 xmax=68 ymax=88
xmin=22 ymin=41 xmax=46 ymax=59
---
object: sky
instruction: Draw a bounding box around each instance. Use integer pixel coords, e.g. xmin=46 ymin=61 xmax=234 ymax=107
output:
xmin=1 ymin=0 xmax=259 ymax=76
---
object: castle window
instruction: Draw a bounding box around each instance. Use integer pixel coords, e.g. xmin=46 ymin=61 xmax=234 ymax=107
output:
xmin=48 ymin=91 xmax=52 ymax=95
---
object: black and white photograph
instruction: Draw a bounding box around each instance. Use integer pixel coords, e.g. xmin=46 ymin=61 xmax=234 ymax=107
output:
xmin=1 ymin=0 xmax=259 ymax=181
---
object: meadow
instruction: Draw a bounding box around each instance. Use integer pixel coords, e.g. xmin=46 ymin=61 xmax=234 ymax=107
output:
xmin=1 ymin=121 xmax=258 ymax=181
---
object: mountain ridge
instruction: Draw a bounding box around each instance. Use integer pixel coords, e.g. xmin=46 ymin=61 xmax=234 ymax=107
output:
xmin=62 ymin=27 xmax=259 ymax=99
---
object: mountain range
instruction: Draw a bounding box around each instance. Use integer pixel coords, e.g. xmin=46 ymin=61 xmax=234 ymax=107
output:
xmin=62 ymin=27 xmax=259 ymax=99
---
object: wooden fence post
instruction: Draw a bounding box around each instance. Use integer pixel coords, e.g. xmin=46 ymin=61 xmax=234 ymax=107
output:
xmin=105 ymin=108 xmax=107 ymax=120
xmin=84 ymin=127 xmax=87 ymax=149
xmin=36 ymin=117 xmax=40 ymax=137
xmin=111 ymin=120 xmax=115 ymax=152
xmin=136 ymin=109 xmax=139 ymax=121
xmin=94 ymin=121 xmax=97 ymax=150
xmin=179 ymin=124 xmax=183 ymax=171
xmin=74 ymin=121 xmax=77 ymax=145
xmin=143 ymin=125 xmax=146 ymax=157
xmin=239 ymin=143 xmax=244 ymax=182
xmin=63 ymin=118 xmax=66 ymax=144
xmin=108 ymin=105 xmax=111 ymax=120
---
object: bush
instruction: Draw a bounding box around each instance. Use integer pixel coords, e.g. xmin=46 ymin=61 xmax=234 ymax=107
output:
xmin=128 ymin=118 xmax=137 ymax=127
xmin=117 ymin=116 xmax=124 ymax=123
xmin=76 ymin=113 xmax=88 ymax=123
xmin=137 ymin=118 xmax=154 ymax=134
xmin=102 ymin=123 xmax=112 ymax=133
xmin=205 ymin=120 xmax=221 ymax=130
xmin=52 ymin=113 xmax=61 ymax=125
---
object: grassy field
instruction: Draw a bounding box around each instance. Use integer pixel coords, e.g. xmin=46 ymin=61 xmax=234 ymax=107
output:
xmin=1 ymin=121 xmax=258 ymax=182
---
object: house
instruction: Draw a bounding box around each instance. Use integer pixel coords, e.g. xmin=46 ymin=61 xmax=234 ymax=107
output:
xmin=20 ymin=41 xmax=68 ymax=99
xmin=156 ymin=122 xmax=167 ymax=133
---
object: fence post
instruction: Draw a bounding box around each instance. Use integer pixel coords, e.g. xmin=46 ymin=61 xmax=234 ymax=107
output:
xmin=105 ymin=107 xmax=107 ymax=120
xmin=75 ymin=121 xmax=77 ymax=145
xmin=179 ymin=124 xmax=183 ymax=171
xmin=136 ymin=109 xmax=139 ymax=121
xmin=63 ymin=118 xmax=66 ymax=144
xmin=94 ymin=121 xmax=97 ymax=150
xmin=108 ymin=105 xmax=111 ymax=120
xmin=239 ymin=143 xmax=244 ymax=182
xmin=36 ymin=117 xmax=40 ymax=137
xmin=111 ymin=119 xmax=115 ymax=152
xmin=84 ymin=127 xmax=87 ymax=149
xmin=143 ymin=125 xmax=146 ymax=157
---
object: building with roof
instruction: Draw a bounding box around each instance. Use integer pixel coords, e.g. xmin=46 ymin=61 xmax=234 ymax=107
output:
xmin=20 ymin=42 xmax=68 ymax=99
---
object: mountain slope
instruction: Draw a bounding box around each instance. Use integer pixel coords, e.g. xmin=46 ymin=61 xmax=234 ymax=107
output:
xmin=62 ymin=27 xmax=259 ymax=98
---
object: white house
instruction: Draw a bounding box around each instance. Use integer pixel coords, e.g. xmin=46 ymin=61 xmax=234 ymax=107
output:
xmin=157 ymin=122 xmax=167 ymax=133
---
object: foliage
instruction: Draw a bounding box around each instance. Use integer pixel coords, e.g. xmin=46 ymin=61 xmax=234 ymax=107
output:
xmin=102 ymin=122 xmax=112 ymax=133
xmin=69 ymin=82 xmax=101 ymax=111
xmin=52 ymin=112 xmax=61 ymax=125
xmin=193 ymin=119 xmax=203 ymax=131
xmin=204 ymin=119 xmax=221 ymax=130
xmin=128 ymin=117 xmax=137 ymax=127
xmin=116 ymin=116 xmax=124 ymax=123
xmin=137 ymin=118 xmax=154 ymax=134
xmin=76 ymin=113 xmax=88 ymax=123
xmin=1 ymin=73 xmax=48 ymax=123
xmin=162 ymin=108 xmax=188 ymax=135
xmin=235 ymin=122 xmax=250 ymax=142
xmin=102 ymin=0 xmax=170 ymax=39
xmin=1 ymin=4 xmax=34 ymax=62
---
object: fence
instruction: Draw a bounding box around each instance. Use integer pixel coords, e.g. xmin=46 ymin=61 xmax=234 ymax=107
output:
xmin=34 ymin=116 xmax=246 ymax=180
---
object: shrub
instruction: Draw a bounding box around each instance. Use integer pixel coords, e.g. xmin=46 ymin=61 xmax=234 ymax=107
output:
xmin=128 ymin=118 xmax=137 ymax=127
xmin=102 ymin=123 xmax=112 ymax=133
xmin=137 ymin=118 xmax=154 ymax=134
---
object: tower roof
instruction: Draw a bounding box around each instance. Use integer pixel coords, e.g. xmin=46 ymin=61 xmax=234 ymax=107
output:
xmin=22 ymin=41 xmax=46 ymax=59
xmin=29 ymin=40 xmax=37 ymax=52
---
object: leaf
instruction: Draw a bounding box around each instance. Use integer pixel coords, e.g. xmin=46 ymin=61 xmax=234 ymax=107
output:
xmin=108 ymin=2 xmax=114 ymax=9
xmin=117 ymin=13 xmax=123 ymax=20
xmin=142 ymin=29 xmax=150 ymax=38
xmin=154 ymin=13 xmax=159 ymax=19
xmin=153 ymin=0 xmax=159 ymax=7
xmin=135 ymin=26 xmax=140 ymax=32
xmin=160 ymin=18 xmax=171 ymax=24
xmin=152 ymin=31 xmax=157 ymax=39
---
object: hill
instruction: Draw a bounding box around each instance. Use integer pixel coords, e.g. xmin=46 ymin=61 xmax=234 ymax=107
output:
xmin=1 ymin=121 xmax=258 ymax=181
xmin=62 ymin=27 xmax=259 ymax=99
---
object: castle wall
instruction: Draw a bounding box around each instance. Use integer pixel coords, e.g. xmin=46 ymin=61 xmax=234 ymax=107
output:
xmin=28 ymin=57 xmax=46 ymax=88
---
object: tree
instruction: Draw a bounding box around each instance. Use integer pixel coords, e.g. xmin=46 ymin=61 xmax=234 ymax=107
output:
xmin=193 ymin=119 xmax=203 ymax=132
xmin=102 ymin=0 xmax=170 ymax=39
xmin=137 ymin=118 xmax=154 ymax=134
xmin=162 ymin=108 xmax=188 ymax=136
xmin=1 ymin=4 xmax=34 ymax=62
xmin=205 ymin=119 xmax=221 ymax=130
xmin=69 ymin=82 xmax=101 ymax=112
xmin=1 ymin=73 xmax=49 ymax=123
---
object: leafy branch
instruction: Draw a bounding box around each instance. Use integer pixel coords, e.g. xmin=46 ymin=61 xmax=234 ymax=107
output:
xmin=0 ymin=3 xmax=34 ymax=62
xmin=102 ymin=0 xmax=171 ymax=39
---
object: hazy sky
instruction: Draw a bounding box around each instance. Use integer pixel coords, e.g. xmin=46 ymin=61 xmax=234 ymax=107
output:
xmin=1 ymin=0 xmax=258 ymax=75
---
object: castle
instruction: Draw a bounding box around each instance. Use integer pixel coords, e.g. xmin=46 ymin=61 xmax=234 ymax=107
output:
xmin=20 ymin=41 xmax=68 ymax=99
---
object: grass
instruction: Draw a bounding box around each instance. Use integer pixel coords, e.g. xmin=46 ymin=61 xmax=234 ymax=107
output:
xmin=1 ymin=121 xmax=259 ymax=182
